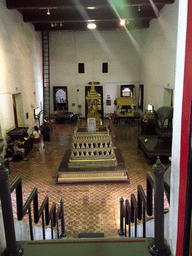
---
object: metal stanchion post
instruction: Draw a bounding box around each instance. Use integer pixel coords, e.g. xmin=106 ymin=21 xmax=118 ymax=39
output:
xmin=0 ymin=160 xmax=23 ymax=255
xmin=148 ymin=157 xmax=171 ymax=256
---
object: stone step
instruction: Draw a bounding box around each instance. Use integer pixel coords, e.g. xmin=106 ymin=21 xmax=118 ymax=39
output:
xmin=17 ymin=237 xmax=153 ymax=256
xmin=57 ymin=170 xmax=128 ymax=183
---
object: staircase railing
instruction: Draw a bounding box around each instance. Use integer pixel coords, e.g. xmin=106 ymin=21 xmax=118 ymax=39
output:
xmin=10 ymin=175 xmax=66 ymax=240
xmin=119 ymin=157 xmax=171 ymax=255
xmin=0 ymin=159 xmax=66 ymax=255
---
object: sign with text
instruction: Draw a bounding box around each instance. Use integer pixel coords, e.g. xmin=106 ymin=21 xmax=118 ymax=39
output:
xmin=88 ymin=118 xmax=96 ymax=132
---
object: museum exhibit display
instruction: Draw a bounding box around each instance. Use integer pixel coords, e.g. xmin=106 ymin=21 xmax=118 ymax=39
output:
xmin=85 ymin=85 xmax=103 ymax=119
xmin=55 ymin=110 xmax=78 ymax=124
xmin=141 ymin=105 xmax=156 ymax=135
xmin=115 ymin=97 xmax=136 ymax=118
xmin=112 ymin=97 xmax=136 ymax=124
xmin=56 ymin=82 xmax=129 ymax=184
xmin=138 ymin=106 xmax=173 ymax=163
xmin=5 ymin=127 xmax=33 ymax=160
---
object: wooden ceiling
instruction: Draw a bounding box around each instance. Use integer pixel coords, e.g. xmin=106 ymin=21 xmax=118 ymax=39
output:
xmin=6 ymin=0 xmax=175 ymax=31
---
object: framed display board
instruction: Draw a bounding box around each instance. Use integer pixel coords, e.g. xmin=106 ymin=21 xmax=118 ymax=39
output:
xmin=106 ymin=99 xmax=111 ymax=106
xmin=88 ymin=118 xmax=96 ymax=132
xmin=53 ymin=87 xmax=68 ymax=111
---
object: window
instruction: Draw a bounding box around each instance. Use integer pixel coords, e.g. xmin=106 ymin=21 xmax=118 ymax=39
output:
xmin=56 ymin=89 xmax=66 ymax=103
xmin=78 ymin=63 xmax=84 ymax=73
xmin=121 ymin=85 xmax=135 ymax=97
xmin=122 ymin=88 xmax=132 ymax=97
xmin=102 ymin=63 xmax=108 ymax=73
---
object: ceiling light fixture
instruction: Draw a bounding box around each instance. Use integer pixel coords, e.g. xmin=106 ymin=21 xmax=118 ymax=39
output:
xmin=138 ymin=5 xmax=141 ymax=11
xmin=47 ymin=9 xmax=50 ymax=15
xmin=120 ymin=19 xmax=126 ymax=26
xmin=87 ymin=7 xmax=96 ymax=10
xmin=87 ymin=23 xmax=96 ymax=29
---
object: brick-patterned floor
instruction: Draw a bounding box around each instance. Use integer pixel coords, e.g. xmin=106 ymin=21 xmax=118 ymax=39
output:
xmin=8 ymin=119 xmax=169 ymax=239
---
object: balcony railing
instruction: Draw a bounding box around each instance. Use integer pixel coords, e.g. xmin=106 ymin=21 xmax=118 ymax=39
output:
xmin=0 ymin=155 xmax=171 ymax=256
xmin=118 ymin=157 xmax=171 ymax=255
xmin=0 ymin=160 xmax=66 ymax=255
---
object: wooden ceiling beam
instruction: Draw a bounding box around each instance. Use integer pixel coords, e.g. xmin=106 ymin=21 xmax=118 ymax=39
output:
xmin=22 ymin=6 xmax=157 ymax=23
xmin=6 ymin=0 xmax=175 ymax=10
xmin=6 ymin=0 xmax=116 ymax=10
xmin=5 ymin=0 xmax=174 ymax=31
xmin=33 ymin=20 xmax=150 ymax=31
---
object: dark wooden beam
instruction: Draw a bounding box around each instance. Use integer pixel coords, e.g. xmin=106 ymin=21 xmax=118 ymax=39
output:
xmin=6 ymin=0 xmax=175 ymax=10
xmin=22 ymin=8 xmax=117 ymax=23
xmin=5 ymin=0 xmax=173 ymax=32
xmin=6 ymin=0 xmax=113 ymax=10
xmin=124 ymin=0 xmax=175 ymax=5
xmin=22 ymin=6 xmax=157 ymax=23
xmin=33 ymin=19 xmax=150 ymax=31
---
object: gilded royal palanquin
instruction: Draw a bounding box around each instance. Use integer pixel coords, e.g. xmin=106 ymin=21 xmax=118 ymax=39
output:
xmin=86 ymin=81 xmax=101 ymax=131
xmin=116 ymin=97 xmax=136 ymax=118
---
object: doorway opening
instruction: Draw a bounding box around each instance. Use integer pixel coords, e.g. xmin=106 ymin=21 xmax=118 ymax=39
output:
xmin=164 ymin=88 xmax=173 ymax=107
xmin=12 ymin=94 xmax=25 ymax=128
xmin=12 ymin=95 xmax=18 ymax=127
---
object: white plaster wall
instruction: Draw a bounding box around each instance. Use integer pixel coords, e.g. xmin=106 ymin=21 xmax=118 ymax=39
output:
xmin=167 ymin=0 xmax=188 ymax=254
xmin=33 ymin=32 xmax=44 ymax=127
xmin=139 ymin=0 xmax=187 ymax=254
xmin=140 ymin=1 xmax=178 ymax=111
xmin=50 ymin=30 xmax=142 ymax=117
xmin=0 ymin=210 xmax=55 ymax=249
xmin=0 ymin=0 xmax=43 ymax=144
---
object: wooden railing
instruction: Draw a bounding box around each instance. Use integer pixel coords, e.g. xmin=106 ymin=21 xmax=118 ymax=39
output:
xmin=119 ymin=171 xmax=170 ymax=238
xmin=10 ymin=175 xmax=65 ymax=240
xmin=119 ymin=158 xmax=171 ymax=255
xmin=0 ymin=156 xmax=171 ymax=256
xmin=0 ymin=160 xmax=66 ymax=255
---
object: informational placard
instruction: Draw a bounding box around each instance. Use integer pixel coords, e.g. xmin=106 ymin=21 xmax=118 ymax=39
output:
xmin=106 ymin=95 xmax=111 ymax=106
xmin=88 ymin=118 xmax=96 ymax=132
xmin=106 ymin=99 xmax=111 ymax=106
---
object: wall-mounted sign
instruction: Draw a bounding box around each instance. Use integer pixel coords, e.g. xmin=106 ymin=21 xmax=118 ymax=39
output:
xmin=106 ymin=100 xmax=111 ymax=106
xmin=106 ymin=95 xmax=111 ymax=105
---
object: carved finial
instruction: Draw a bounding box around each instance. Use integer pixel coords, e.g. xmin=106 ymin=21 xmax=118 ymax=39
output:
xmin=156 ymin=156 xmax=161 ymax=165
xmin=152 ymin=156 xmax=165 ymax=175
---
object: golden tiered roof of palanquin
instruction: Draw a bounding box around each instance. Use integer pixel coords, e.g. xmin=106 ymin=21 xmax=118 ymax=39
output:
xmin=86 ymin=81 xmax=100 ymax=100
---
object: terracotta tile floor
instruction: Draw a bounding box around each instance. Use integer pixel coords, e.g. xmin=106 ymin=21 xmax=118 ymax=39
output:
xmin=9 ymin=119 xmax=169 ymax=239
